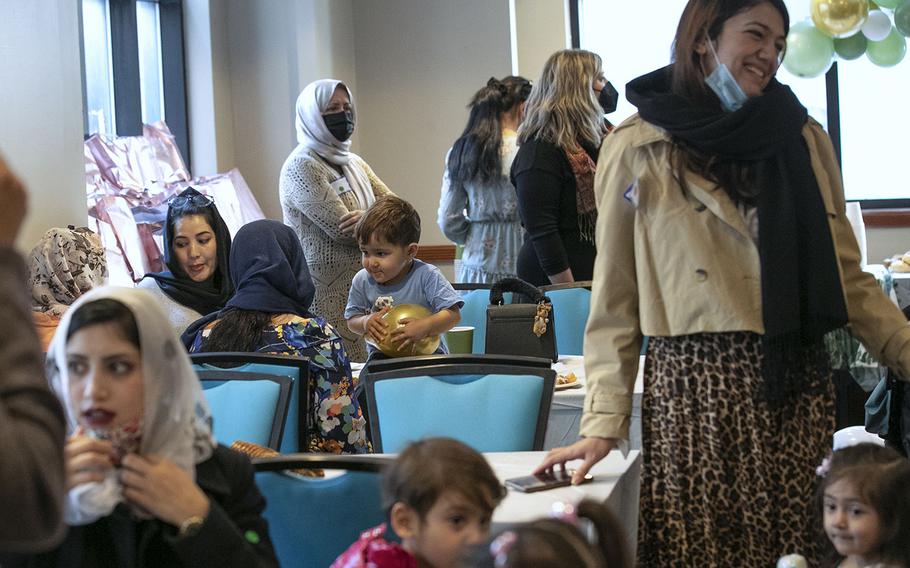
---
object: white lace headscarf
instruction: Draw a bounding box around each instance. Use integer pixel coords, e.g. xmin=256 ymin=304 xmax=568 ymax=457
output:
xmin=294 ymin=79 xmax=375 ymax=210
xmin=46 ymin=286 xmax=215 ymax=525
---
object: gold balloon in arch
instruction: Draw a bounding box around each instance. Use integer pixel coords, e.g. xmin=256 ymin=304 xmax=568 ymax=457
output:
xmin=374 ymin=303 xmax=441 ymax=358
xmin=811 ymin=0 xmax=869 ymax=38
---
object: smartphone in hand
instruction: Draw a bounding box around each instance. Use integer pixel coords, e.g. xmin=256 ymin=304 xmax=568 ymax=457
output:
xmin=504 ymin=469 xmax=594 ymax=493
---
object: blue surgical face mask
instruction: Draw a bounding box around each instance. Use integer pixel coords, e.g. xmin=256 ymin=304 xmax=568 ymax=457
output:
xmin=703 ymin=38 xmax=748 ymax=113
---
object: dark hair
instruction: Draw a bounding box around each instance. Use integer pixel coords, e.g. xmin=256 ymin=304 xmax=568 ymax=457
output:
xmin=168 ymin=198 xmax=219 ymax=251
xmin=67 ymin=298 xmax=140 ymax=349
xmin=460 ymin=500 xmax=631 ymax=568
xmin=355 ymin=196 xmax=421 ymax=247
xmin=669 ymin=0 xmax=790 ymax=206
xmin=447 ymin=76 xmax=532 ymax=184
xmin=818 ymin=443 xmax=910 ymax=567
xmin=382 ymin=438 xmax=505 ymax=520
xmin=197 ymin=309 xmax=273 ymax=353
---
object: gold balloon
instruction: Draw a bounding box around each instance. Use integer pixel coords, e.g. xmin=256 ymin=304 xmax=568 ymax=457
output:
xmin=375 ymin=304 xmax=441 ymax=358
xmin=811 ymin=0 xmax=869 ymax=38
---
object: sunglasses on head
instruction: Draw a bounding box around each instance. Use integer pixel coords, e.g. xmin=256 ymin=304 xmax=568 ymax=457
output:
xmin=169 ymin=193 xmax=214 ymax=208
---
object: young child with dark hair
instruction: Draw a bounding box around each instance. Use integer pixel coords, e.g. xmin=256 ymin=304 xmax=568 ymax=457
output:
xmin=819 ymin=443 xmax=910 ymax=567
xmin=345 ymin=196 xmax=462 ymax=359
xmin=459 ymin=500 xmax=630 ymax=568
xmin=332 ymin=438 xmax=505 ymax=568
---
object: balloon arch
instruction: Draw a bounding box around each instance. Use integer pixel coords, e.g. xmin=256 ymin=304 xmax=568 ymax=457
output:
xmin=783 ymin=0 xmax=910 ymax=77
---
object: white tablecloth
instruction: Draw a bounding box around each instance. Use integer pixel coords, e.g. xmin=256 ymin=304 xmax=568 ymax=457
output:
xmin=488 ymin=450 xmax=641 ymax=559
xmin=545 ymin=355 xmax=644 ymax=451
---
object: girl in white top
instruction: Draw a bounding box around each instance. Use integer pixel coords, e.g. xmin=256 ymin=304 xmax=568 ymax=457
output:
xmin=437 ymin=76 xmax=531 ymax=284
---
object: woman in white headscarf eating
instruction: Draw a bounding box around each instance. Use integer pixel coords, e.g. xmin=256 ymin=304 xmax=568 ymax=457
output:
xmin=4 ymin=286 xmax=278 ymax=567
xmin=279 ymin=79 xmax=394 ymax=362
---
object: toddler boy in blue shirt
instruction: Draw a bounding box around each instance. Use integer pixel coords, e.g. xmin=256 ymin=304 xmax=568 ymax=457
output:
xmin=345 ymin=196 xmax=462 ymax=359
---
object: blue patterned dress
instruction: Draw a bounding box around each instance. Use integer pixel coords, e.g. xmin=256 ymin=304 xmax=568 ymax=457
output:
xmin=437 ymin=130 xmax=524 ymax=284
xmin=190 ymin=315 xmax=369 ymax=454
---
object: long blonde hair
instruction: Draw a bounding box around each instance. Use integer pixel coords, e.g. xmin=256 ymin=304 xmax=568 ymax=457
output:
xmin=518 ymin=49 xmax=604 ymax=149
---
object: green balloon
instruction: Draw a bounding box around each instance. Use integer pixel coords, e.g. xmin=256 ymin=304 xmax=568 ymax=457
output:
xmin=834 ymin=32 xmax=869 ymax=58
xmin=783 ymin=20 xmax=835 ymax=78
xmin=874 ymin=0 xmax=901 ymax=8
xmin=866 ymin=27 xmax=907 ymax=65
xmin=895 ymin=0 xmax=910 ymax=36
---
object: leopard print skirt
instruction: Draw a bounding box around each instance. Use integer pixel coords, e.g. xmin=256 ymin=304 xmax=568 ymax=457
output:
xmin=638 ymin=332 xmax=834 ymax=567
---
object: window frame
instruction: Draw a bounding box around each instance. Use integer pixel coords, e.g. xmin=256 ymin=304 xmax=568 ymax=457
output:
xmin=79 ymin=0 xmax=190 ymax=168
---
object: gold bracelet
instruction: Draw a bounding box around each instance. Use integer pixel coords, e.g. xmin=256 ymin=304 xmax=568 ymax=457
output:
xmin=177 ymin=514 xmax=206 ymax=539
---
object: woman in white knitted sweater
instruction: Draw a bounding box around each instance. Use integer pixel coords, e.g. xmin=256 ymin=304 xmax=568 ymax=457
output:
xmin=279 ymin=79 xmax=392 ymax=362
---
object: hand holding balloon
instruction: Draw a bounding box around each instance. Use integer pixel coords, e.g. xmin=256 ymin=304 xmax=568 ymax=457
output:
xmin=376 ymin=304 xmax=441 ymax=358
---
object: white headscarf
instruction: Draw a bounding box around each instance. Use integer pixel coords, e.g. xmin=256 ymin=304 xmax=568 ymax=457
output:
xmin=46 ymin=286 xmax=215 ymax=525
xmin=294 ymin=79 xmax=375 ymax=210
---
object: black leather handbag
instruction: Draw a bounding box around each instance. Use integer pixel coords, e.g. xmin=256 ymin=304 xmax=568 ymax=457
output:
xmin=484 ymin=277 xmax=558 ymax=362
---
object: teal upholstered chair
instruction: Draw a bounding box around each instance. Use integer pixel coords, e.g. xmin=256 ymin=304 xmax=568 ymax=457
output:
xmin=453 ymin=284 xmax=513 ymax=354
xmin=540 ymin=281 xmax=592 ymax=356
xmin=253 ymin=454 xmax=393 ymax=568
xmin=361 ymin=354 xmax=555 ymax=453
xmin=197 ymin=369 xmax=292 ymax=450
xmin=192 ymin=353 xmax=310 ymax=453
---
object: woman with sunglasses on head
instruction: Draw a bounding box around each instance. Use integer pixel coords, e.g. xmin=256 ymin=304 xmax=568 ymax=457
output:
xmin=280 ymin=79 xmax=394 ymax=363
xmin=535 ymin=1 xmax=910 ymax=564
xmin=437 ymin=76 xmax=531 ymax=284
xmin=511 ymin=49 xmax=613 ymax=287
xmin=138 ymin=187 xmax=233 ymax=339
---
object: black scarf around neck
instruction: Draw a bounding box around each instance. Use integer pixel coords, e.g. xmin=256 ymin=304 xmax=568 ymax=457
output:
xmin=627 ymin=65 xmax=848 ymax=401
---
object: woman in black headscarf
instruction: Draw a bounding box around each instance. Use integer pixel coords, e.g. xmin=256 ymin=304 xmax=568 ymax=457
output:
xmin=535 ymin=0 xmax=910 ymax=565
xmin=185 ymin=219 xmax=369 ymax=454
xmin=138 ymin=187 xmax=233 ymax=338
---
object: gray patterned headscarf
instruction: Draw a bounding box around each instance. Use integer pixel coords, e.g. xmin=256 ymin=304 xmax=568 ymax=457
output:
xmin=29 ymin=227 xmax=107 ymax=316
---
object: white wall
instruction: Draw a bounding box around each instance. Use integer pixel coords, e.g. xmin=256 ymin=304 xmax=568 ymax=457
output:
xmin=184 ymin=0 xmax=357 ymax=221
xmin=351 ymin=0 xmax=513 ymax=247
xmin=0 ymin=0 xmax=86 ymax=251
xmin=868 ymin=227 xmax=910 ymax=264
xmin=513 ymin=0 xmax=569 ymax=81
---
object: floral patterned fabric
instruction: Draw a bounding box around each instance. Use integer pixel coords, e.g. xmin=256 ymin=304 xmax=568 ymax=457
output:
xmin=331 ymin=524 xmax=416 ymax=568
xmin=28 ymin=227 xmax=107 ymax=316
xmin=189 ymin=314 xmax=370 ymax=454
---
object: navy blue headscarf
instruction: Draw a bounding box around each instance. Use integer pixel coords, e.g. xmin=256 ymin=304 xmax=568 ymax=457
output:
xmin=224 ymin=219 xmax=315 ymax=315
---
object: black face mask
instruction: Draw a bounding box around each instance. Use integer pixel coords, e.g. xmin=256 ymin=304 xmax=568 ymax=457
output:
xmin=323 ymin=110 xmax=355 ymax=142
xmin=598 ymin=81 xmax=619 ymax=114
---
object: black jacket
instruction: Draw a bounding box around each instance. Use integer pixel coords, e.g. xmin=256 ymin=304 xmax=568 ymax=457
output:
xmin=2 ymin=445 xmax=278 ymax=568
xmin=511 ymin=138 xmax=598 ymax=286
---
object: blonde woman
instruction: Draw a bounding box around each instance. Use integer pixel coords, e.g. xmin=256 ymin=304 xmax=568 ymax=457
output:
xmin=511 ymin=49 xmax=608 ymax=286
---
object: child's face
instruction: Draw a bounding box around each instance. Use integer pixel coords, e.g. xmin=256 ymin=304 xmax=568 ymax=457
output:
xmin=66 ymin=322 xmax=144 ymax=432
xmin=397 ymin=491 xmax=492 ymax=568
xmin=360 ymin=235 xmax=417 ymax=286
xmin=823 ymin=478 xmax=884 ymax=563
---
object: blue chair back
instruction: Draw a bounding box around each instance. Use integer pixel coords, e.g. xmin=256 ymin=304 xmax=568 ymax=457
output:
xmin=456 ymin=288 xmax=489 ymax=353
xmin=454 ymin=285 xmax=513 ymax=354
xmin=192 ymin=353 xmax=310 ymax=453
xmin=253 ymin=455 xmax=392 ymax=568
xmin=362 ymin=354 xmax=555 ymax=453
xmin=196 ymin=370 xmax=292 ymax=450
xmin=544 ymin=287 xmax=591 ymax=356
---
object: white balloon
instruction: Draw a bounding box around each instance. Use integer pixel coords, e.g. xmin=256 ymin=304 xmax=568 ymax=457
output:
xmin=862 ymin=10 xmax=893 ymax=41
